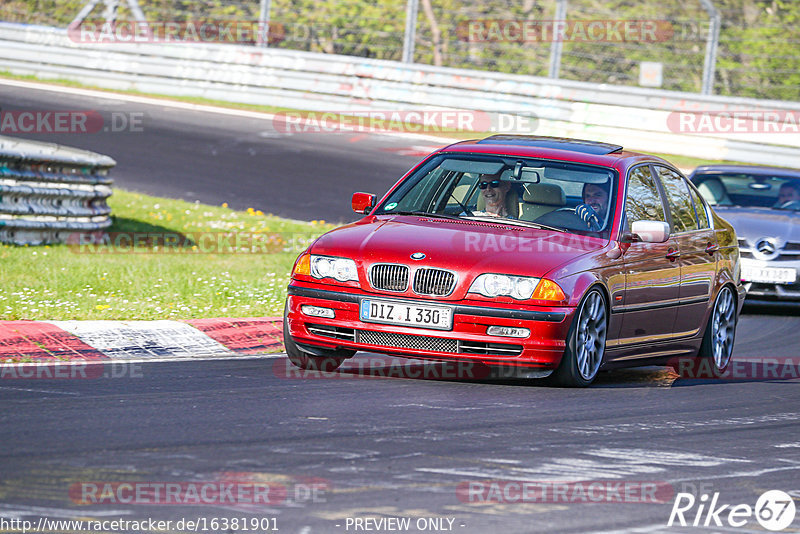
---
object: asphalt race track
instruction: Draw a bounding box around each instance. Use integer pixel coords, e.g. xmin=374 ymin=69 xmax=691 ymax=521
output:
xmin=1 ymin=81 xmax=800 ymax=533
xmin=1 ymin=333 xmax=799 ymax=534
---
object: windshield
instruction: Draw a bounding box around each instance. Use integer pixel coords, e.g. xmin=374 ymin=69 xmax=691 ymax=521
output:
xmin=375 ymin=153 xmax=617 ymax=236
xmin=693 ymin=172 xmax=800 ymax=211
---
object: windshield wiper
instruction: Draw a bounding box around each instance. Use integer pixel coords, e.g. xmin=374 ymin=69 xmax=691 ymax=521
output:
xmin=391 ymin=210 xmax=464 ymax=220
xmin=463 ymin=215 xmax=566 ymax=232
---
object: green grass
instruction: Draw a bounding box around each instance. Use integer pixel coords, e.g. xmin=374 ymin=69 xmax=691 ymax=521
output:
xmin=0 ymin=190 xmax=333 ymax=320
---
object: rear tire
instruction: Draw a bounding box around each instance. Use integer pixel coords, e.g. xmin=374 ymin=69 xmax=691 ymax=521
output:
xmin=283 ymin=304 xmax=354 ymax=371
xmin=697 ymin=285 xmax=736 ymax=374
xmin=551 ymin=288 xmax=608 ymax=387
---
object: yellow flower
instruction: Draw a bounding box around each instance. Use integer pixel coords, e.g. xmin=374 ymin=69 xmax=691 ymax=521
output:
xmin=95 ymin=304 xmax=110 ymax=311
xmin=222 ymin=202 xmax=228 ymax=208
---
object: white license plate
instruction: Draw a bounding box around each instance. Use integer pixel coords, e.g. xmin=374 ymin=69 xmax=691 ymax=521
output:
xmin=359 ymin=299 xmax=453 ymax=330
xmin=742 ymin=266 xmax=797 ymax=284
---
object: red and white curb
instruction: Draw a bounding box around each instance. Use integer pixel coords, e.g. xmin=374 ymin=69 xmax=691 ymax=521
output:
xmin=0 ymin=318 xmax=284 ymax=362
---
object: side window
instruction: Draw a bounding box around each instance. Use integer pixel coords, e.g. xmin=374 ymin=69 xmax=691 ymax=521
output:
xmin=625 ymin=165 xmax=666 ymax=231
xmin=687 ymin=184 xmax=710 ymax=229
xmin=655 ymin=166 xmax=698 ymax=233
xmin=445 ymin=172 xmax=479 ymax=209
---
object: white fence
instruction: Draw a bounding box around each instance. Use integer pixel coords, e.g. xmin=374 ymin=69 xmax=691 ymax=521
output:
xmin=0 ymin=22 xmax=798 ymax=167
xmin=0 ymin=134 xmax=114 ymax=245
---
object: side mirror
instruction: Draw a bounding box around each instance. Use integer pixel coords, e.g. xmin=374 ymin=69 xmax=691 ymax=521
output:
xmin=630 ymin=220 xmax=670 ymax=243
xmin=352 ymin=192 xmax=376 ymax=215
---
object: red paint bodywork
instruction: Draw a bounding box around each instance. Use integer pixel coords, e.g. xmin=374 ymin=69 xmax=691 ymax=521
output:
xmin=286 ymin=140 xmax=745 ymax=373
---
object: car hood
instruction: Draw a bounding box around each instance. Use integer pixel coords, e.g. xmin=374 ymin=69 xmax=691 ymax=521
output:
xmin=714 ymin=207 xmax=800 ymax=245
xmin=311 ymin=215 xmax=605 ymax=281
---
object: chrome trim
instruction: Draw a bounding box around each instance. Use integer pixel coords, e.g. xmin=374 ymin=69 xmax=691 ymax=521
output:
xmin=368 ymin=263 xmax=409 ymax=292
xmin=412 ymin=267 xmax=458 ymax=296
xmin=610 ymin=348 xmax=692 ymax=360
xmin=611 ymin=295 xmax=708 ymax=314
xmin=458 ymin=342 xmax=522 ymax=355
xmin=286 ymin=285 xmax=567 ymax=322
xmin=608 ymin=327 xmax=701 ymax=347
xmin=307 ymin=324 xmax=356 ymax=341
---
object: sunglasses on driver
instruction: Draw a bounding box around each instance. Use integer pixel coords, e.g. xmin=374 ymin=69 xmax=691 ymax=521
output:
xmin=478 ymin=180 xmax=502 ymax=189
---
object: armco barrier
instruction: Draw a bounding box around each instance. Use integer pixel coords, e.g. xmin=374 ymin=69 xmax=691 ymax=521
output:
xmin=0 ymin=22 xmax=798 ymax=166
xmin=0 ymin=135 xmax=114 ymax=245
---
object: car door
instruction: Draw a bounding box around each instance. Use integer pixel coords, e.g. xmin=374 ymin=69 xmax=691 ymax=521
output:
xmin=653 ymin=165 xmax=717 ymax=337
xmin=612 ymin=164 xmax=682 ymax=355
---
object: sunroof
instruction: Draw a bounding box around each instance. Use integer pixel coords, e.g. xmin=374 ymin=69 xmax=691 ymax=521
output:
xmin=476 ymin=135 xmax=623 ymax=155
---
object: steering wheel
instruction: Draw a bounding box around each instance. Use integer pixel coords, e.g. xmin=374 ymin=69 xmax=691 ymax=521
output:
xmin=535 ymin=206 xmax=601 ymax=231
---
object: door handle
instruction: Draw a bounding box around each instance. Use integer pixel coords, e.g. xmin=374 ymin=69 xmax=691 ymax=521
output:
xmin=666 ymin=248 xmax=681 ymax=261
xmin=705 ymin=243 xmax=719 ymax=255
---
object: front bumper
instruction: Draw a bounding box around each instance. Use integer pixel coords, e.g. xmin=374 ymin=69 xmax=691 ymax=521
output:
xmin=286 ymin=282 xmax=574 ymax=369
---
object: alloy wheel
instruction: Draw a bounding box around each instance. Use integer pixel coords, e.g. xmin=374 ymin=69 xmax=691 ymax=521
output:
xmin=575 ymin=290 xmax=607 ymax=380
xmin=712 ymin=287 xmax=736 ymax=370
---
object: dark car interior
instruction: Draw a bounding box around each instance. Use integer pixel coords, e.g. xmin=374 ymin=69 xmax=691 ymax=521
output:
xmin=694 ymin=173 xmax=800 ymax=210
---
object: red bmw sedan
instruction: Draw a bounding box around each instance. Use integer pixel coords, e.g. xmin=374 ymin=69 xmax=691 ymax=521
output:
xmin=284 ymin=135 xmax=745 ymax=386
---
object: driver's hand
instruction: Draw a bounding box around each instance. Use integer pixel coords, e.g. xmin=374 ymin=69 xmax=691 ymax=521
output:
xmin=575 ymin=204 xmax=601 ymax=230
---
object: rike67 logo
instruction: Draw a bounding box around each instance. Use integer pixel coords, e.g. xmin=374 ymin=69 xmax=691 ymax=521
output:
xmin=668 ymin=490 xmax=796 ymax=531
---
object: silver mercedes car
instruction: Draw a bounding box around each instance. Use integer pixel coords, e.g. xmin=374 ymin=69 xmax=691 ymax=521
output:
xmin=689 ymin=164 xmax=800 ymax=303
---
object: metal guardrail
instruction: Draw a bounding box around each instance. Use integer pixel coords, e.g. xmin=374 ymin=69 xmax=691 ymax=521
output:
xmin=0 ymin=22 xmax=798 ymax=167
xmin=0 ymin=135 xmax=114 ymax=245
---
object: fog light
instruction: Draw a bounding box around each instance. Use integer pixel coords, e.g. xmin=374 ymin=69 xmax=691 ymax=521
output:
xmin=487 ymin=326 xmax=530 ymax=338
xmin=301 ymin=305 xmax=335 ymax=318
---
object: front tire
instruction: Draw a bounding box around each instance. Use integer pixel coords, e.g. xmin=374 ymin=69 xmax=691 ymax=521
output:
xmin=283 ymin=304 xmax=354 ymax=372
xmin=698 ymin=285 xmax=736 ymax=373
xmin=551 ymin=288 xmax=608 ymax=387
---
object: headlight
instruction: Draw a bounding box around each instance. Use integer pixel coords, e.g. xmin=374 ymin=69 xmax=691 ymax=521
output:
xmin=310 ymin=255 xmax=359 ymax=282
xmin=468 ymin=274 xmax=540 ymax=300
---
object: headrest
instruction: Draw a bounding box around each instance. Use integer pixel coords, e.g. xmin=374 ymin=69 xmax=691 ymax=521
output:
xmin=523 ymin=183 xmax=566 ymax=206
xmin=697 ymin=178 xmax=729 ymax=205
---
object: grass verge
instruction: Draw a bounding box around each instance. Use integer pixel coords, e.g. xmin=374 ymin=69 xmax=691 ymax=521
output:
xmin=0 ymin=189 xmax=333 ymax=320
